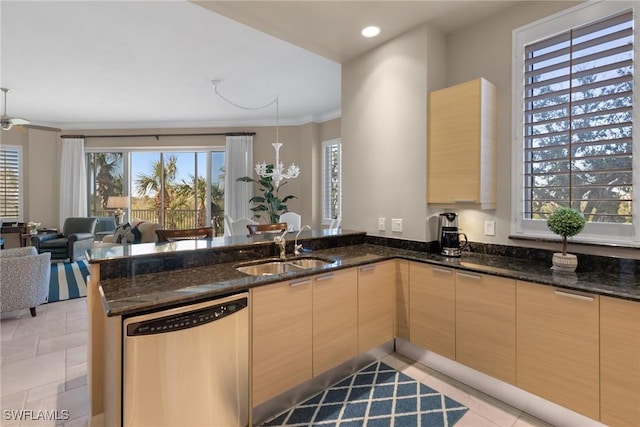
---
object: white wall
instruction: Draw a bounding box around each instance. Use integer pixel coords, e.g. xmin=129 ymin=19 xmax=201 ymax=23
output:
xmin=342 ymin=23 xmax=444 ymax=241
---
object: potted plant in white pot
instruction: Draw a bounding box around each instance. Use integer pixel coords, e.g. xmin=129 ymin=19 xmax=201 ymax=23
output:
xmin=547 ymin=207 xmax=586 ymax=272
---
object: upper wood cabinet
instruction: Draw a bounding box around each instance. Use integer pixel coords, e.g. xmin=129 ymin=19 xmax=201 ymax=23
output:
xmin=358 ymin=261 xmax=396 ymax=353
xmin=516 ymin=281 xmax=600 ymax=420
xmin=427 ymin=78 xmax=497 ymax=209
xmin=600 ymin=296 xmax=640 ymax=426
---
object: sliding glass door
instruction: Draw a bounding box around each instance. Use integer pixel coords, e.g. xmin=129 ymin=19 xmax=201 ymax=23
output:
xmin=88 ymin=149 xmax=225 ymax=234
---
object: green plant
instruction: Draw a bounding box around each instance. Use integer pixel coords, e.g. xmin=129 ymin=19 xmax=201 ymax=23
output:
xmin=547 ymin=207 xmax=586 ymax=255
xmin=237 ymin=165 xmax=297 ymax=224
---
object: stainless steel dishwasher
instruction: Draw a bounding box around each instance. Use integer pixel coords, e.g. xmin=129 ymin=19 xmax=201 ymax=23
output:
xmin=122 ymin=293 xmax=249 ymax=427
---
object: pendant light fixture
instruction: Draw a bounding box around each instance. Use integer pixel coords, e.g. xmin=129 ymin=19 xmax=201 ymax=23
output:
xmin=211 ymin=80 xmax=300 ymax=188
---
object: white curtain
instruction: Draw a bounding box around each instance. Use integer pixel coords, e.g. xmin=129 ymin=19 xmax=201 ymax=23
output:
xmin=59 ymin=137 xmax=87 ymax=228
xmin=224 ymin=135 xmax=254 ymax=224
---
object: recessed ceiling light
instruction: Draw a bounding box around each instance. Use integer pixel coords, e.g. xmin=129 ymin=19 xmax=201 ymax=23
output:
xmin=361 ymin=26 xmax=381 ymax=38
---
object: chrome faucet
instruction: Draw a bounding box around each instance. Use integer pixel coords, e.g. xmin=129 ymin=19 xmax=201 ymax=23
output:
xmin=274 ymin=229 xmax=288 ymax=259
xmin=294 ymin=225 xmax=312 ymax=256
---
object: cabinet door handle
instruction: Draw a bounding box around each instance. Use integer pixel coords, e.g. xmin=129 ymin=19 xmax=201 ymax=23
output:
xmin=457 ymin=272 xmax=481 ymax=280
xmin=290 ymin=279 xmax=311 ymax=287
xmin=454 ymin=199 xmax=477 ymax=203
xmin=359 ymin=265 xmax=376 ymax=272
xmin=431 ymin=267 xmax=452 ymax=274
xmin=315 ymin=273 xmax=335 ymax=282
xmin=554 ymin=290 xmax=594 ymax=302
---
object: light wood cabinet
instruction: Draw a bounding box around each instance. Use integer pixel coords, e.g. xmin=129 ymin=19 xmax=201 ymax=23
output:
xmin=395 ymin=260 xmax=410 ymax=340
xmin=427 ymin=78 xmax=497 ymax=208
xmin=251 ymin=277 xmax=313 ymax=406
xmin=312 ymin=268 xmax=358 ymax=376
xmin=516 ymin=281 xmax=599 ymax=420
xmin=358 ymin=261 xmax=395 ymax=353
xmin=456 ymin=271 xmax=515 ymax=384
xmin=600 ymin=296 xmax=640 ymax=426
xmin=409 ymin=262 xmax=455 ymax=359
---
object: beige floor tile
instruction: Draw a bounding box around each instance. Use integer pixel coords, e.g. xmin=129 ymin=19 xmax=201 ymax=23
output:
xmin=65 ymin=345 xmax=86 ymax=368
xmin=1 ymin=350 xmax=66 ymax=397
xmin=0 ymin=334 xmax=38 ymax=360
xmin=1 ymin=390 xmax=26 ymax=411
xmin=13 ymin=314 xmax=67 ymax=340
xmin=23 ymin=385 xmax=89 ymax=425
xmin=26 ymin=380 xmax=65 ymax=404
xmin=456 ymin=411 xmax=503 ymax=427
xmin=62 ymin=415 xmax=89 ymax=427
xmin=37 ymin=331 xmax=87 ymax=356
xmin=65 ymin=363 xmax=87 ymax=391
xmin=0 ymin=317 xmax=19 ymax=342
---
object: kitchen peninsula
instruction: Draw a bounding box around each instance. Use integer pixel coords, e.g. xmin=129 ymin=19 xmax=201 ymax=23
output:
xmin=86 ymin=229 xmax=640 ymax=427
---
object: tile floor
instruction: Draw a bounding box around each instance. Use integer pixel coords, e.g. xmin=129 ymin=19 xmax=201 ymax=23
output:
xmin=0 ymin=298 xmax=554 ymax=427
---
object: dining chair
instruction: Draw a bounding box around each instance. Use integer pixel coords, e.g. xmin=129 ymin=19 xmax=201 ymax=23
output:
xmin=229 ymin=218 xmax=258 ymax=236
xmin=155 ymin=227 xmax=214 ymax=242
xmin=247 ymin=223 xmax=288 ymax=235
xmin=279 ymin=212 xmax=301 ymax=231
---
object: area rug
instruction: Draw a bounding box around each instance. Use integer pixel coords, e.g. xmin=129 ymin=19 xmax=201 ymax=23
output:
xmin=48 ymin=260 xmax=89 ymax=303
xmin=262 ymin=361 xmax=469 ymax=426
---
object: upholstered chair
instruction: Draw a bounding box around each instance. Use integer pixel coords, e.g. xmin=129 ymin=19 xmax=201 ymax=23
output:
xmin=0 ymin=247 xmax=51 ymax=317
xmin=31 ymin=217 xmax=97 ymax=262
xmin=279 ymin=212 xmax=302 ymax=231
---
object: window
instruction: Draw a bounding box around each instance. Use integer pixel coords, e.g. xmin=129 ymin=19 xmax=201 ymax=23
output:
xmin=513 ymin=2 xmax=638 ymax=245
xmin=0 ymin=145 xmax=22 ymax=221
xmin=87 ymin=149 xmax=225 ymax=233
xmin=322 ymin=139 xmax=342 ymax=223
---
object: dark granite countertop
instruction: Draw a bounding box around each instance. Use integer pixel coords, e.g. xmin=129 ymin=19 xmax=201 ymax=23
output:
xmin=98 ymin=240 xmax=640 ymax=317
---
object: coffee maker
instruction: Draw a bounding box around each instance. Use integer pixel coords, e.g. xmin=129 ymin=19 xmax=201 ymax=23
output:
xmin=438 ymin=212 xmax=468 ymax=257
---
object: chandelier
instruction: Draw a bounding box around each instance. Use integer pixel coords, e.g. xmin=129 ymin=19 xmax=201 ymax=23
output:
xmin=211 ymin=80 xmax=300 ymax=188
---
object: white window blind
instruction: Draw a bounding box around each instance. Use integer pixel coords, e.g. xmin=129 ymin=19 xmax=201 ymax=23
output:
xmin=322 ymin=139 xmax=342 ymax=223
xmin=0 ymin=146 xmax=22 ymax=220
xmin=524 ymin=10 xmax=634 ymax=224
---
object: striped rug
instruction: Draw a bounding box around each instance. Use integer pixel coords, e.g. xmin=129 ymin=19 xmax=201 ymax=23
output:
xmin=48 ymin=260 xmax=90 ymax=303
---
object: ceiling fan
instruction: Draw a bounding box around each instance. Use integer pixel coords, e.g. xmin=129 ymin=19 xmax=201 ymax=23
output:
xmin=1 ymin=87 xmax=61 ymax=132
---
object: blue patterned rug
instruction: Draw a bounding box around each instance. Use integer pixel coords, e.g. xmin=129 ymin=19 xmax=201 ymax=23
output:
xmin=48 ymin=260 xmax=89 ymax=303
xmin=262 ymin=361 xmax=468 ymax=426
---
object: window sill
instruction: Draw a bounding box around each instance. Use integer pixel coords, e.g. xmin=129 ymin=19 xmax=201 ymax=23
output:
xmin=509 ymin=234 xmax=640 ymax=250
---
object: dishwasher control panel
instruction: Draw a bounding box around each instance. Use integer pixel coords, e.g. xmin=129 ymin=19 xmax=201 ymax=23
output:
xmin=126 ymin=296 xmax=248 ymax=336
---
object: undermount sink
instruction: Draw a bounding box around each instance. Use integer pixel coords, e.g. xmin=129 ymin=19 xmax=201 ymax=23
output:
xmin=235 ymin=257 xmax=334 ymax=276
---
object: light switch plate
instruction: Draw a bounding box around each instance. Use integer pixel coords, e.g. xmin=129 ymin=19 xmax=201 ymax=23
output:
xmin=391 ymin=218 xmax=403 ymax=233
xmin=378 ymin=217 xmax=386 ymax=231
xmin=484 ymin=220 xmax=496 ymax=236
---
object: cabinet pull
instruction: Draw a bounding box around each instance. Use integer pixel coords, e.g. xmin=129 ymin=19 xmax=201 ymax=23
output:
xmin=290 ymin=279 xmax=311 ymax=287
xmin=453 ymin=199 xmax=477 ymax=203
xmin=554 ymin=290 xmax=594 ymax=302
xmin=359 ymin=265 xmax=376 ymax=272
xmin=315 ymin=273 xmax=335 ymax=282
xmin=431 ymin=267 xmax=452 ymax=274
xmin=457 ymin=272 xmax=481 ymax=280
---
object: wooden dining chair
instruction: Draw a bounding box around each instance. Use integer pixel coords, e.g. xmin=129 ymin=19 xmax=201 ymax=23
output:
xmin=246 ymin=223 xmax=288 ymax=235
xmin=155 ymin=227 xmax=214 ymax=242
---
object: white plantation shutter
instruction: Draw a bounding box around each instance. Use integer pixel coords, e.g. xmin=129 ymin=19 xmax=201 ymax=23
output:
xmin=523 ymin=10 xmax=634 ymax=224
xmin=0 ymin=146 xmax=22 ymax=220
xmin=322 ymin=139 xmax=341 ymax=223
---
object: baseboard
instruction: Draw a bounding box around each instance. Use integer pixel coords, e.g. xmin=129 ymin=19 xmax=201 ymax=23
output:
xmin=395 ymin=338 xmax=605 ymax=427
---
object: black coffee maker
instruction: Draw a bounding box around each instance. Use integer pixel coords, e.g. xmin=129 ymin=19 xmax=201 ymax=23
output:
xmin=438 ymin=212 xmax=468 ymax=257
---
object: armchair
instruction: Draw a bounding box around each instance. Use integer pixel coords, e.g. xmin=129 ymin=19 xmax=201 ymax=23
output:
xmin=0 ymin=247 xmax=51 ymax=317
xmin=31 ymin=217 xmax=97 ymax=262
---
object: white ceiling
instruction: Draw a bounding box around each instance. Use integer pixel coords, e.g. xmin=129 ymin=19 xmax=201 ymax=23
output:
xmin=0 ymin=0 xmax=521 ymax=131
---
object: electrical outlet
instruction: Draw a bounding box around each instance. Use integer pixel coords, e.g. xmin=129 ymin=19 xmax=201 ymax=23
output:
xmin=484 ymin=220 xmax=496 ymax=236
xmin=378 ymin=217 xmax=386 ymax=231
xmin=391 ymin=218 xmax=403 ymax=233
